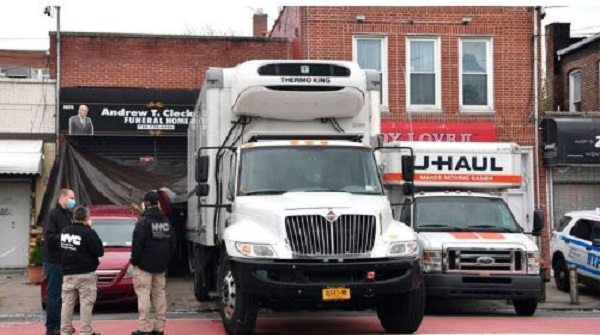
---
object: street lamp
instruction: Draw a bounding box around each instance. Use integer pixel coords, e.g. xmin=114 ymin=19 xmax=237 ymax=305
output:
xmin=45 ymin=6 xmax=60 ymax=150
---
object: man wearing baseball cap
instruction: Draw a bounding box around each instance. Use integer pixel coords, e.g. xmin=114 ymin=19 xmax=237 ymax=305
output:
xmin=130 ymin=191 xmax=176 ymax=335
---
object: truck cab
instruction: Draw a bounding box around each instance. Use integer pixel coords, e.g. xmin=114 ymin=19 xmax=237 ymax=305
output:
xmin=188 ymin=60 xmax=425 ymax=335
xmin=384 ymin=141 xmax=544 ymax=315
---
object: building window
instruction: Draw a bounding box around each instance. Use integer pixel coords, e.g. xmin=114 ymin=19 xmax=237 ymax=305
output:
xmin=569 ymin=70 xmax=582 ymax=112
xmin=460 ymin=38 xmax=493 ymax=111
xmin=406 ymin=37 xmax=441 ymax=111
xmin=353 ymin=36 xmax=388 ymax=105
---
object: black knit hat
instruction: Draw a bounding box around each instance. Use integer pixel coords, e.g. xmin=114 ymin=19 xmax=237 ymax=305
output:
xmin=143 ymin=191 xmax=159 ymax=206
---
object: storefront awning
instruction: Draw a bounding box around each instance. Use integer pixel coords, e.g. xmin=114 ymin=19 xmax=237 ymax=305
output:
xmin=541 ymin=118 xmax=600 ymax=166
xmin=0 ymin=140 xmax=43 ymax=175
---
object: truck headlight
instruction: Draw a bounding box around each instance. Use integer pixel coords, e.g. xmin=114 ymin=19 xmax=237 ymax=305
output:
xmin=235 ymin=242 xmax=277 ymax=258
xmin=388 ymin=241 xmax=419 ymax=257
xmin=423 ymin=251 xmax=443 ymax=272
xmin=527 ymin=251 xmax=541 ymax=274
xmin=124 ymin=264 xmax=134 ymax=278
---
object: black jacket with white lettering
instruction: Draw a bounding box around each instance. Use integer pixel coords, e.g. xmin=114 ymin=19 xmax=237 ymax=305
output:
xmin=130 ymin=207 xmax=176 ymax=274
xmin=60 ymin=222 xmax=104 ymax=275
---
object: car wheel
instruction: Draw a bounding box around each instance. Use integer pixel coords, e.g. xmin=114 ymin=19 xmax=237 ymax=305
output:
xmin=553 ymin=257 xmax=570 ymax=292
xmin=218 ymin=254 xmax=259 ymax=335
xmin=513 ymin=299 xmax=538 ymax=316
xmin=376 ymin=282 xmax=425 ymax=334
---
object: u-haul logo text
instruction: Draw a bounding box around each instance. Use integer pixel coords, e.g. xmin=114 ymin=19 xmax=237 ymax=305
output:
xmin=415 ymin=155 xmax=503 ymax=172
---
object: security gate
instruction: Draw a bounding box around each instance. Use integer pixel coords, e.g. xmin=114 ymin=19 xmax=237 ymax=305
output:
xmin=551 ymin=166 xmax=600 ymax=228
xmin=0 ymin=183 xmax=31 ymax=268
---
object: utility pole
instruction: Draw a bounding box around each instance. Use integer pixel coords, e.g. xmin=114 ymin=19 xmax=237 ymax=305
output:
xmin=45 ymin=6 xmax=61 ymax=151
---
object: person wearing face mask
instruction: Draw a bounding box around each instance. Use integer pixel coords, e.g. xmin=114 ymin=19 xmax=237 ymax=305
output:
xmin=42 ymin=188 xmax=76 ymax=335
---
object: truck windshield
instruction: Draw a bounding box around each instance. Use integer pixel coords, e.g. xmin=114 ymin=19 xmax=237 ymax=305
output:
xmin=415 ymin=196 xmax=521 ymax=233
xmin=238 ymin=146 xmax=383 ymax=195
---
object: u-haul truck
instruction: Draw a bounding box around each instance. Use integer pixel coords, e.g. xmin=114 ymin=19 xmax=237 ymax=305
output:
xmin=383 ymin=141 xmax=544 ymax=316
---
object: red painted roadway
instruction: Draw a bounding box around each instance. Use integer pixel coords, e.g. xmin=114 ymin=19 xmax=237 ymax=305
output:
xmin=1 ymin=316 xmax=598 ymax=335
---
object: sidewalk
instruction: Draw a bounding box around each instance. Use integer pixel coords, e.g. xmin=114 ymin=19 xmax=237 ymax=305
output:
xmin=2 ymin=269 xmax=599 ymax=317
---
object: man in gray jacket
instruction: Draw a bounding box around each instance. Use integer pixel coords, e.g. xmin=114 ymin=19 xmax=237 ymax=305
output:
xmin=69 ymin=105 xmax=94 ymax=135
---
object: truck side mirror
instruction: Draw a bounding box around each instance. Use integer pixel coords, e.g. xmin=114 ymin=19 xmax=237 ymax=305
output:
xmin=593 ymin=239 xmax=600 ymax=248
xmin=196 ymin=155 xmax=209 ymax=183
xmin=401 ymin=155 xmax=415 ymax=182
xmin=532 ymin=210 xmax=544 ymax=237
xmin=196 ymin=184 xmax=210 ymax=197
xmin=402 ymin=183 xmax=414 ymax=196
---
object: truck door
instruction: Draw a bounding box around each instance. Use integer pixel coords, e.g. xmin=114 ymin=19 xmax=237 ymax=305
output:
xmin=565 ymin=219 xmax=599 ymax=280
xmin=506 ymin=147 xmax=534 ymax=233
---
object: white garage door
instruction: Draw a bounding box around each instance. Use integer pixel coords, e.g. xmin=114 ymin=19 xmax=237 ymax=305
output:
xmin=0 ymin=183 xmax=31 ymax=268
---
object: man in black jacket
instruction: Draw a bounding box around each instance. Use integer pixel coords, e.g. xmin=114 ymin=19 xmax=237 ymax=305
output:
xmin=42 ymin=188 xmax=75 ymax=335
xmin=131 ymin=191 xmax=176 ymax=335
xmin=60 ymin=206 xmax=104 ymax=335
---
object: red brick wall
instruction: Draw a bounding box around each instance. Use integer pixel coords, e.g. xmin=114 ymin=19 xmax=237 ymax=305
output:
xmin=277 ymin=7 xmax=540 ymax=144
xmin=0 ymin=49 xmax=48 ymax=68
xmin=270 ymin=7 xmax=302 ymax=58
xmin=558 ymin=41 xmax=600 ymax=112
xmin=48 ymin=32 xmax=290 ymax=89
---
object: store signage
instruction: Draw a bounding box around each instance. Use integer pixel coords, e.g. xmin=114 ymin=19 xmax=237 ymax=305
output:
xmin=59 ymin=88 xmax=197 ymax=136
xmin=381 ymin=122 xmax=496 ymax=143
xmin=542 ymin=118 xmax=600 ymax=166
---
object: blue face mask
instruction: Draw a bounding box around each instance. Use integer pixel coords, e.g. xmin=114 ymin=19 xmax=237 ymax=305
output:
xmin=66 ymin=199 xmax=76 ymax=210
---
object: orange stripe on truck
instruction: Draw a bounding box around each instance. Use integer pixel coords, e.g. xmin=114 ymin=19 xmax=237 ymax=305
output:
xmin=449 ymin=232 xmax=480 ymax=239
xmin=476 ymin=232 xmax=505 ymax=240
xmin=383 ymin=173 xmax=521 ymax=184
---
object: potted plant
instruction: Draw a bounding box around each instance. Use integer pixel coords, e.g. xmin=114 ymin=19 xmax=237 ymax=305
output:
xmin=27 ymin=235 xmax=44 ymax=285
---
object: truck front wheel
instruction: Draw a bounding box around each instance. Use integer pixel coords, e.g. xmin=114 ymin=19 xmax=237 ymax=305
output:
xmin=376 ymin=283 xmax=425 ymax=334
xmin=513 ymin=299 xmax=537 ymax=316
xmin=218 ymin=255 xmax=259 ymax=335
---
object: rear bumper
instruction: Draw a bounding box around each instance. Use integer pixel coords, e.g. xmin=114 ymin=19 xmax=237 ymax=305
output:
xmin=425 ymin=273 xmax=544 ymax=300
xmin=231 ymin=257 xmax=422 ymax=300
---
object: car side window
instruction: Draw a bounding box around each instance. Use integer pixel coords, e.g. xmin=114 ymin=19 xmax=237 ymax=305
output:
xmin=569 ymin=219 xmax=593 ymax=241
xmin=555 ymin=215 xmax=572 ymax=233
xmin=590 ymin=221 xmax=600 ymax=241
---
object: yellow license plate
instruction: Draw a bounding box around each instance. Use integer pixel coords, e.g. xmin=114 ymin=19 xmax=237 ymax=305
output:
xmin=322 ymin=287 xmax=351 ymax=301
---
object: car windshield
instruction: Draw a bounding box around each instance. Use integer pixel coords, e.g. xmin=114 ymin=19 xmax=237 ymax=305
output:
xmin=238 ymin=146 xmax=383 ymax=195
xmin=415 ymin=196 xmax=521 ymax=233
xmin=92 ymin=219 xmax=136 ymax=247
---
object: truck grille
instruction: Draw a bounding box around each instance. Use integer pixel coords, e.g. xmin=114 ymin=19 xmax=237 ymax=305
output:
xmin=285 ymin=215 xmax=376 ymax=257
xmin=446 ymin=248 xmax=524 ymax=274
xmin=96 ymin=270 xmax=121 ymax=285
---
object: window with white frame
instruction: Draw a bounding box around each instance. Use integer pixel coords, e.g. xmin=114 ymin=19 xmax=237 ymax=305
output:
xmin=353 ymin=36 xmax=387 ymax=105
xmin=569 ymin=70 xmax=582 ymax=112
xmin=460 ymin=38 xmax=493 ymax=110
xmin=406 ymin=37 xmax=441 ymax=110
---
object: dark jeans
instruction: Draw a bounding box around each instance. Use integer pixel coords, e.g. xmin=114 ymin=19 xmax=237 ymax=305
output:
xmin=43 ymin=262 xmax=62 ymax=333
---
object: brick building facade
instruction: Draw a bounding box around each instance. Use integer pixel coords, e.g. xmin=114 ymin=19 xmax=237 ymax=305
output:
xmin=542 ymin=24 xmax=600 ymax=241
xmin=49 ymin=32 xmax=290 ymax=89
xmin=546 ymin=24 xmax=599 ymax=112
xmin=271 ymin=6 xmax=550 ymax=267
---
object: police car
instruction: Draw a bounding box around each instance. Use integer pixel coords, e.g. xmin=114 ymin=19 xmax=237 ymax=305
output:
xmin=550 ymin=209 xmax=600 ymax=292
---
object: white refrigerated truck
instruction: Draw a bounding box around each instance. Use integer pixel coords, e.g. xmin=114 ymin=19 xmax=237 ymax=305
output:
xmin=383 ymin=141 xmax=545 ymax=315
xmin=187 ymin=60 xmax=424 ymax=335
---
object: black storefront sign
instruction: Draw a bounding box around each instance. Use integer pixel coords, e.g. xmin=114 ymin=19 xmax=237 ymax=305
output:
xmin=60 ymin=87 xmax=198 ymax=136
xmin=541 ymin=118 xmax=600 ymax=166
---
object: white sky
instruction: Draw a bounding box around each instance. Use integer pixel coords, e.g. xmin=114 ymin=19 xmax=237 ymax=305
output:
xmin=0 ymin=1 xmax=599 ymax=50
